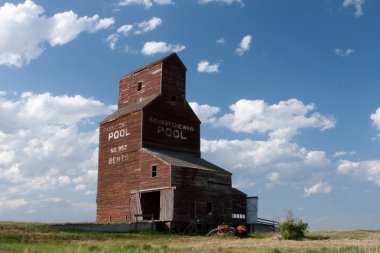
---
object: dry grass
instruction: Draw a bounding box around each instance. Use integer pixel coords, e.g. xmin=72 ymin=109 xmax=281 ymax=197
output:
xmin=1 ymin=222 xmax=380 ymax=252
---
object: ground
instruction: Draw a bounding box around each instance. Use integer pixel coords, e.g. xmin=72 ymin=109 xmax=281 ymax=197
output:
xmin=0 ymin=222 xmax=380 ymax=252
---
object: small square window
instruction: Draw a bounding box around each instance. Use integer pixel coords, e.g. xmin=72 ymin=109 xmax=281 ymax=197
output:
xmin=151 ymin=165 xmax=157 ymax=177
xmin=137 ymin=81 xmax=143 ymax=91
xmin=170 ymin=95 xmax=176 ymax=101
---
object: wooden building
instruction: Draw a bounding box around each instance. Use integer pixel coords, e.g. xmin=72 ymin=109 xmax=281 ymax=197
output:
xmin=96 ymin=53 xmax=247 ymax=232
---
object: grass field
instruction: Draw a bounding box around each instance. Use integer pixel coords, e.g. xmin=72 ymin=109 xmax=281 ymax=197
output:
xmin=1 ymin=222 xmax=380 ymax=252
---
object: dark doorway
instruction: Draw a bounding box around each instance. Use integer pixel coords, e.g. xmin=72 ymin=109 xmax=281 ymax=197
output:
xmin=141 ymin=191 xmax=160 ymax=220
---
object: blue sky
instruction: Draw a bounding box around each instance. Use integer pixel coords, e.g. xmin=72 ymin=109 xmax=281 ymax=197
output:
xmin=0 ymin=0 xmax=380 ymax=229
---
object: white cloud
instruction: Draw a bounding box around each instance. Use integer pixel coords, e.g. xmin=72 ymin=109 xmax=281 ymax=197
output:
xmin=0 ymin=0 xmax=114 ymax=67
xmin=216 ymin=38 xmax=226 ymax=44
xmin=371 ymin=108 xmax=380 ymax=130
xmin=338 ymin=160 xmax=380 ymax=186
xmin=202 ymin=138 xmax=331 ymax=188
xmin=0 ymin=198 xmax=28 ymax=210
xmin=267 ymin=172 xmax=280 ymax=183
xmin=124 ymin=45 xmax=139 ymax=54
xmin=0 ymin=91 xmax=114 ymax=218
xmin=189 ymin=102 xmax=220 ymax=124
xmin=304 ymin=181 xmax=332 ymax=197
xmin=134 ymin=17 xmax=162 ymax=35
xmin=197 ymin=60 xmax=220 ymax=73
xmin=106 ymin=24 xmax=133 ymax=49
xmin=371 ymin=108 xmax=380 ymax=140
xmin=198 ymin=0 xmax=244 ymax=6
xmin=106 ymin=17 xmax=162 ymax=50
xmin=342 ymin=0 xmax=366 ymax=17
xmin=106 ymin=34 xmax=119 ymax=50
xmin=118 ymin=0 xmax=174 ymax=8
xmin=75 ymin=184 xmax=87 ymax=191
xmin=58 ymin=176 xmax=71 ymax=185
xmin=335 ymin=48 xmax=355 ymax=57
xmin=215 ymin=99 xmax=335 ymax=137
xmin=333 ymin=151 xmax=356 ymax=158
xmin=195 ymin=98 xmax=335 ymax=190
xmin=235 ymin=35 xmax=252 ymax=56
xmin=141 ymin=41 xmax=185 ymax=55
xmin=117 ymin=24 xmax=134 ymax=36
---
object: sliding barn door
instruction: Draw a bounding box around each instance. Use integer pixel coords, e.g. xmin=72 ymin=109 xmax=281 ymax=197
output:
xmin=130 ymin=192 xmax=142 ymax=221
xmin=160 ymin=188 xmax=174 ymax=221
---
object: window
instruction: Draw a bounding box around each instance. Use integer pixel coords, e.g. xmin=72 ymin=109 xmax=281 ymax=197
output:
xmin=137 ymin=81 xmax=142 ymax=91
xmin=170 ymin=95 xmax=176 ymax=101
xmin=207 ymin=202 xmax=213 ymax=214
xmin=151 ymin=165 xmax=157 ymax=177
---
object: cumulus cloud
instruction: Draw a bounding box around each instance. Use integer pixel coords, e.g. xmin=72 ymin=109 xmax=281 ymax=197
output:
xmin=189 ymin=102 xmax=220 ymax=124
xmin=141 ymin=41 xmax=185 ymax=55
xmin=215 ymin=99 xmax=335 ymax=138
xmin=118 ymin=0 xmax=174 ymax=8
xmin=202 ymin=138 xmax=331 ymax=188
xmin=335 ymin=48 xmax=355 ymax=57
xmin=337 ymin=160 xmax=380 ymax=186
xmin=198 ymin=0 xmax=244 ymax=6
xmin=370 ymin=108 xmax=380 ymax=140
xmin=106 ymin=17 xmax=162 ymax=50
xmin=191 ymin=98 xmax=335 ymax=191
xmin=371 ymin=108 xmax=380 ymax=130
xmin=134 ymin=17 xmax=162 ymax=35
xmin=0 ymin=198 xmax=29 ymax=210
xmin=197 ymin=60 xmax=220 ymax=73
xmin=117 ymin=24 xmax=134 ymax=36
xmin=304 ymin=181 xmax=332 ymax=197
xmin=342 ymin=0 xmax=366 ymax=17
xmin=235 ymin=35 xmax=252 ymax=56
xmin=0 ymin=91 xmax=114 ymax=218
xmin=0 ymin=0 xmax=114 ymax=67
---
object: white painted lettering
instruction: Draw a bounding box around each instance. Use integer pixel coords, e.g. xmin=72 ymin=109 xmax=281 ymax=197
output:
xmin=157 ymin=126 xmax=165 ymax=134
xmin=108 ymin=128 xmax=130 ymax=141
xmin=108 ymin=154 xmax=128 ymax=165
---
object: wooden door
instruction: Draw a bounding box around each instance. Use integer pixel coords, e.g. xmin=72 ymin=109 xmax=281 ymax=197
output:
xmin=160 ymin=188 xmax=174 ymax=221
xmin=130 ymin=192 xmax=142 ymax=221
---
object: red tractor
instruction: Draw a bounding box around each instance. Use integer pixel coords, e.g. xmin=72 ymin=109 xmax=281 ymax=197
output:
xmin=207 ymin=225 xmax=248 ymax=237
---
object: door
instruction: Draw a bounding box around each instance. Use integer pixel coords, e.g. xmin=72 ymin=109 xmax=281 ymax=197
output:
xmin=160 ymin=188 xmax=174 ymax=221
xmin=130 ymin=192 xmax=142 ymax=221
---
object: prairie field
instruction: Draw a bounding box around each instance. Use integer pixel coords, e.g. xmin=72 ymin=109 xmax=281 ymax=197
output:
xmin=0 ymin=222 xmax=380 ymax=253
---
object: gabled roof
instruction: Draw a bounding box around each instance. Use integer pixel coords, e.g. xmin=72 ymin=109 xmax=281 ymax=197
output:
xmin=232 ymin=187 xmax=247 ymax=197
xmin=100 ymin=95 xmax=158 ymax=124
xmin=120 ymin=52 xmax=186 ymax=80
xmin=120 ymin=53 xmax=187 ymax=79
xmin=144 ymin=148 xmax=232 ymax=175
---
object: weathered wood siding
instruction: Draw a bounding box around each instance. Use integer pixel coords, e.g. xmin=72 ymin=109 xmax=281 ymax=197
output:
xmin=142 ymin=99 xmax=200 ymax=156
xmin=161 ymin=56 xmax=186 ymax=103
xmin=96 ymin=111 xmax=142 ymax=223
xmin=171 ymin=167 xmax=232 ymax=231
xmin=160 ymin=188 xmax=174 ymax=221
xmin=232 ymin=188 xmax=247 ymax=226
xmin=139 ymin=150 xmax=171 ymax=190
xmin=118 ymin=63 xmax=162 ymax=110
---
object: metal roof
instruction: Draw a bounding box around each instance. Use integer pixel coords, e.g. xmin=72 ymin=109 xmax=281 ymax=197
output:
xmin=144 ymin=148 xmax=232 ymax=175
xmin=100 ymin=95 xmax=158 ymax=124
